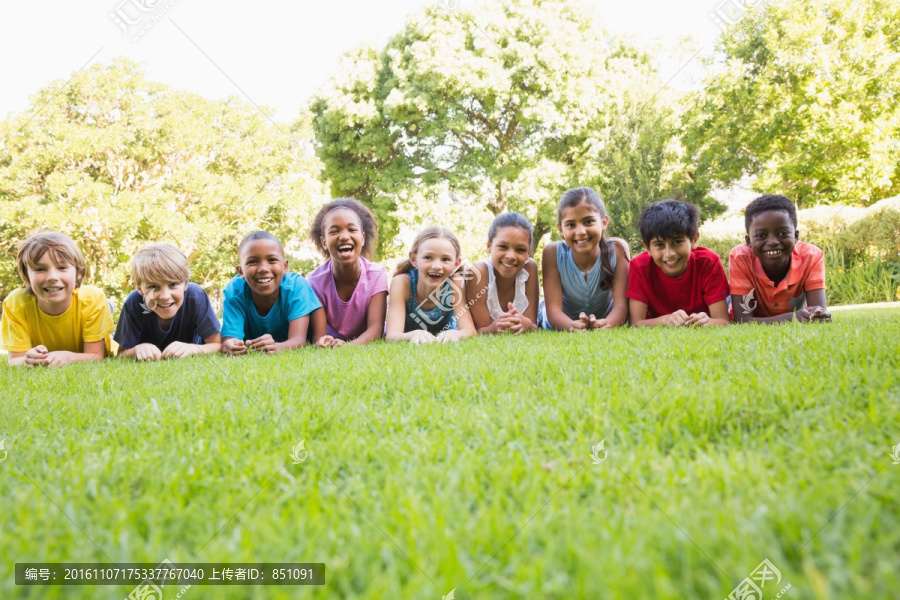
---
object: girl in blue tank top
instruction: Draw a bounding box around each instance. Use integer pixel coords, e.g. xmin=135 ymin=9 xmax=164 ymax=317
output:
xmin=385 ymin=226 xmax=476 ymax=344
xmin=541 ymin=187 xmax=631 ymax=330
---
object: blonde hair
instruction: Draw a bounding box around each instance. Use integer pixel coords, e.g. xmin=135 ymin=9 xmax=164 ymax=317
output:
xmin=16 ymin=232 xmax=86 ymax=294
xmin=131 ymin=243 xmax=190 ymax=289
xmin=393 ymin=226 xmax=462 ymax=277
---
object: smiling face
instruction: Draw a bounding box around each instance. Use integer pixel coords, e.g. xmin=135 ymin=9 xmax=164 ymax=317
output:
xmin=644 ymin=233 xmax=699 ymax=278
xmin=410 ymin=238 xmax=461 ymax=290
xmin=321 ymin=208 xmax=364 ymax=265
xmin=558 ymin=201 xmax=608 ymax=255
xmin=137 ymin=279 xmax=187 ymax=327
xmin=26 ymin=253 xmax=78 ymax=316
xmin=237 ymin=238 xmax=288 ymax=302
xmin=488 ymin=226 xmax=531 ymax=278
xmin=746 ymin=209 xmax=798 ymax=278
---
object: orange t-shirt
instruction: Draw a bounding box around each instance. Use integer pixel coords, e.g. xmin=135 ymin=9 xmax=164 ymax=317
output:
xmin=728 ymin=241 xmax=826 ymax=318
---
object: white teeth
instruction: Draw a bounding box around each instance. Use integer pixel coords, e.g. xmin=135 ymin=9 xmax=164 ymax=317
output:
xmin=257 ymin=278 xmax=273 ymax=283
xmin=765 ymin=250 xmax=781 ymax=255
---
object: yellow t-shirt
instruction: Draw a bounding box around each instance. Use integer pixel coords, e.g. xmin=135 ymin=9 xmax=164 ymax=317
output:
xmin=1 ymin=285 xmax=116 ymax=356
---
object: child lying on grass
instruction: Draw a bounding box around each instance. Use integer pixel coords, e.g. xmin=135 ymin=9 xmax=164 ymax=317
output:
xmin=221 ymin=231 xmax=321 ymax=355
xmin=729 ymin=194 xmax=831 ymax=323
xmin=628 ymin=200 xmax=730 ymax=327
xmin=115 ymin=243 xmax=221 ymax=360
xmin=1 ymin=232 xmax=115 ymax=366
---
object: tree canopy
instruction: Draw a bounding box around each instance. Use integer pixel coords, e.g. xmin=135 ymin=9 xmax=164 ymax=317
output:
xmin=311 ymin=0 xmax=693 ymax=253
xmin=0 ymin=59 xmax=325 ymax=302
xmin=682 ymin=0 xmax=900 ymax=207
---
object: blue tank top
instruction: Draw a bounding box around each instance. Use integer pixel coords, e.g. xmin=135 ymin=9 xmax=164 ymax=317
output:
xmin=557 ymin=241 xmax=616 ymax=320
xmin=403 ymin=269 xmax=458 ymax=334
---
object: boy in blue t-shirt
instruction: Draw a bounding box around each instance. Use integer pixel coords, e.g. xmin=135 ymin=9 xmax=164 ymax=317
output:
xmin=115 ymin=243 xmax=221 ymax=360
xmin=221 ymin=231 xmax=321 ymax=355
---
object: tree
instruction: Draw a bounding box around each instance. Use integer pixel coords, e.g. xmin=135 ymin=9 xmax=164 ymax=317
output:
xmin=682 ymin=0 xmax=900 ymax=207
xmin=0 ymin=59 xmax=325 ymax=302
xmin=311 ymin=0 xmax=689 ymax=255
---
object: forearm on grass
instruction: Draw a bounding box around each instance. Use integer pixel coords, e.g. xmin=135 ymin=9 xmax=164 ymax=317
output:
xmin=632 ymin=315 xmax=671 ymax=327
xmin=7 ymin=352 xmax=27 ymax=366
xmin=195 ymin=342 xmax=221 ymax=354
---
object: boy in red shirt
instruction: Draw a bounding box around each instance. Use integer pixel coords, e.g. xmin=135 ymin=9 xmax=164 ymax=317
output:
xmin=729 ymin=194 xmax=830 ymax=323
xmin=627 ymin=199 xmax=730 ymax=327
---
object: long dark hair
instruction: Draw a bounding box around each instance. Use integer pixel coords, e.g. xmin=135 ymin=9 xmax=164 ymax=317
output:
xmin=558 ymin=187 xmax=615 ymax=290
xmin=488 ymin=212 xmax=534 ymax=253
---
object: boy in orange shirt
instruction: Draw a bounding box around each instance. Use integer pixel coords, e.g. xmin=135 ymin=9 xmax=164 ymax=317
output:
xmin=729 ymin=194 xmax=831 ymax=323
xmin=1 ymin=232 xmax=116 ymax=366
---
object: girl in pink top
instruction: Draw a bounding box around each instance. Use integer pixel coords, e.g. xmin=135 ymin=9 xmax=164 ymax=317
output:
xmin=307 ymin=199 xmax=388 ymax=347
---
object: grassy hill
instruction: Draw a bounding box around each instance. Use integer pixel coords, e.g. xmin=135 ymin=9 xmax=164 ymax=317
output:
xmin=2 ymin=309 xmax=899 ymax=599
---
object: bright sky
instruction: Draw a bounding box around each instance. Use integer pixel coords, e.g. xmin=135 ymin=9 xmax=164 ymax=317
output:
xmin=0 ymin=0 xmax=726 ymax=123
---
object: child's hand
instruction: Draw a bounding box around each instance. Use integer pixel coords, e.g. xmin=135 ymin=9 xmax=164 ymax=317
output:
xmin=592 ymin=318 xmax=613 ymax=330
xmin=793 ymin=308 xmax=812 ymax=322
xmin=497 ymin=304 xmax=524 ymax=333
xmin=24 ymin=345 xmax=49 ymax=367
xmin=161 ymin=342 xmax=197 ymax=359
xmin=436 ymin=330 xmax=464 ymax=343
xmin=134 ymin=343 xmax=162 ymax=361
xmin=316 ymin=335 xmax=345 ymax=348
xmin=686 ymin=312 xmax=711 ymax=327
xmin=222 ymin=338 xmax=247 ymax=356
xmin=247 ymin=334 xmax=278 ymax=354
xmin=807 ymin=306 xmax=832 ymax=322
xmin=43 ymin=351 xmax=77 ymax=367
xmin=661 ymin=310 xmax=691 ymax=326
xmin=409 ymin=330 xmax=436 ymax=344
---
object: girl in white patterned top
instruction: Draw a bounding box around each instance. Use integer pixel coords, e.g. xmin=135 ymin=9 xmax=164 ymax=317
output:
xmin=465 ymin=212 xmax=540 ymax=334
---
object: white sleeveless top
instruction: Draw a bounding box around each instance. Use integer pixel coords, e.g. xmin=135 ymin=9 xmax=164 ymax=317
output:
xmin=481 ymin=259 xmax=530 ymax=321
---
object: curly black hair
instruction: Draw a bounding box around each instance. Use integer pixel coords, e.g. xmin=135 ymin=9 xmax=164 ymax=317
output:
xmin=744 ymin=194 xmax=798 ymax=232
xmin=309 ymin=198 xmax=378 ymax=259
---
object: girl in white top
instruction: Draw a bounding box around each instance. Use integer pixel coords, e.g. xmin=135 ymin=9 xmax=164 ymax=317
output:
xmin=465 ymin=212 xmax=540 ymax=334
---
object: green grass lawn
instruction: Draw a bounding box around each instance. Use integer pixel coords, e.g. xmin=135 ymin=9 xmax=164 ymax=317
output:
xmin=2 ymin=310 xmax=899 ymax=599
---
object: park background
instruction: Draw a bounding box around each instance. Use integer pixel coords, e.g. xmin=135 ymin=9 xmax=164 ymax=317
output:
xmin=0 ymin=0 xmax=898 ymax=312
xmin=1 ymin=2 xmax=900 ymax=599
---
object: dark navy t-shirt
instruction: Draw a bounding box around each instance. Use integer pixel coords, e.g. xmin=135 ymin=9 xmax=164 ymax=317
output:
xmin=114 ymin=283 xmax=220 ymax=350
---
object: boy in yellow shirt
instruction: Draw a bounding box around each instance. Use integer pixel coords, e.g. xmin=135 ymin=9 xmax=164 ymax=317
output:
xmin=1 ymin=232 xmax=115 ymax=367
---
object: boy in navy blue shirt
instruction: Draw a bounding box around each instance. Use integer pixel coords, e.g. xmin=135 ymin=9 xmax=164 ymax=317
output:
xmin=115 ymin=243 xmax=221 ymax=360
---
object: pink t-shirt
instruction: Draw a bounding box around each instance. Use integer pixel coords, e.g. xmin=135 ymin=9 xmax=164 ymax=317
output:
xmin=308 ymin=258 xmax=389 ymax=341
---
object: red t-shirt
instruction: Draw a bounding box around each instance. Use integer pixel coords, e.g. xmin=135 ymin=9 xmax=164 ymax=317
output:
xmin=627 ymin=246 xmax=730 ymax=318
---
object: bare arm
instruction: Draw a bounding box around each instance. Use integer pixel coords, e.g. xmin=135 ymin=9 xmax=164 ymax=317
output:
xmin=309 ymin=307 xmax=328 ymax=345
xmin=160 ymin=332 xmax=223 ymax=358
xmin=542 ymin=243 xmax=585 ymax=331
xmin=437 ymin=273 xmax=476 ymax=341
xmin=732 ymin=288 xmax=830 ymax=324
xmin=40 ymin=340 xmax=107 ymax=366
xmin=629 ymin=299 xmax=691 ymax=327
xmin=731 ymin=293 xmax=795 ymax=324
xmin=805 ymin=289 xmax=831 ymax=321
xmin=601 ymin=242 xmax=630 ymax=328
xmin=7 ymin=350 xmax=28 ymax=366
xmin=350 ymin=291 xmax=388 ymax=345
xmin=466 ymin=263 xmax=501 ymax=334
xmin=703 ymin=300 xmax=731 ymax=326
xmin=275 ymin=317 xmax=310 ymax=352
xmin=385 ymin=275 xmax=432 ymax=342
